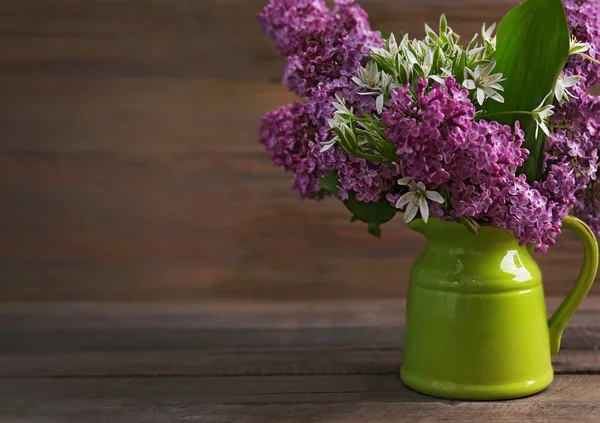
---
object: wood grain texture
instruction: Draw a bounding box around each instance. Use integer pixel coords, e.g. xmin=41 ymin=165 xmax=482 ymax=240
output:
xmin=1 ymin=301 xmax=600 ymax=421
xmin=0 ymin=299 xmax=599 ymax=378
xmin=0 ymin=0 xmax=599 ymax=301
xmin=1 ymin=375 xmax=599 ymax=422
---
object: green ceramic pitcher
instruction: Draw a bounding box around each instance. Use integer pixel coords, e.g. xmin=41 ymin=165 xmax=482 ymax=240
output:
xmin=401 ymin=216 xmax=599 ymax=400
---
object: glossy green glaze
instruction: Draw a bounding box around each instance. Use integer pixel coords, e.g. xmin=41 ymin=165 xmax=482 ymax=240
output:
xmin=401 ymin=216 xmax=599 ymax=400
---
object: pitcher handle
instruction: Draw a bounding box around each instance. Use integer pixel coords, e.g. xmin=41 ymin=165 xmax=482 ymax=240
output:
xmin=548 ymin=215 xmax=599 ymax=355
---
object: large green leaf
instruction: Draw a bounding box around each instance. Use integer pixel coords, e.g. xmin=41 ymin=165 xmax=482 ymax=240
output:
xmin=343 ymin=194 xmax=397 ymax=238
xmin=486 ymin=0 xmax=570 ymax=182
xmin=317 ymin=170 xmax=339 ymax=197
xmin=318 ymin=171 xmax=397 ymax=238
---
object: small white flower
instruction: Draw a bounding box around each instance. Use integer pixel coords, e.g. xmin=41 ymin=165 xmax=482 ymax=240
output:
xmin=376 ymin=94 xmax=384 ymax=114
xmin=531 ymin=92 xmax=555 ymax=137
xmin=463 ymin=61 xmax=505 ymax=105
xmin=381 ymin=72 xmax=400 ymax=92
xmin=402 ymin=44 xmax=419 ymax=66
xmin=554 ymin=74 xmax=581 ymax=103
xmin=421 ymin=48 xmax=434 ymax=77
xmin=327 ymin=114 xmax=347 ymax=130
xmin=570 ymin=35 xmax=591 ymax=56
xmin=352 ymin=62 xmax=381 ymax=91
xmin=386 ymin=34 xmax=400 ymax=58
xmin=371 ymin=33 xmax=402 ymax=59
xmin=324 ymin=97 xmax=357 ymax=152
xmin=387 ymin=33 xmax=401 ymax=56
xmin=430 ymin=75 xmax=446 ymax=85
xmin=482 ymin=23 xmax=497 ymax=47
xmin=569 ymin=35 xmax=600 ymax=64
xmin=352 ymin=62 xmax=398 ymax=114
xmin=319 ymin=138 xmax=337 ymax=153
xmin=466 ymin=46 xmax=485 ymax=57
xmin=430 ymin=66 xmax=452 ymax=85
xmin=396 ymin=178 xmax=445 ymax=224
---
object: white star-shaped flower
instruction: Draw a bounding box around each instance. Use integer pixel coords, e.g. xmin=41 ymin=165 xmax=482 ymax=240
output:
xmin=396 ymin=178 xmax=445 ymax=223
xmin=531 ymin=92 xmax=555 ymax=137
xmin=463 ymin=61 xmax=505 ymax=105
xmin=554 ymin=74 xmax=581 ymax=103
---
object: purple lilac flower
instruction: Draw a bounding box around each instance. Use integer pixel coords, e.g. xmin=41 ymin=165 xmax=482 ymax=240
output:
xmin=258 ymin=102 xmax=330 ymax=198
xmin=564 ymin=0 xmax=600 ymax=88
xmin=381 ymin=77 xmax=527 ymax=192
xmin=552 ymin=72 xmax=600 ymax=234
xmin=534 ymin=163 xmax=577 ymax=249
xmin=381 ymin=77 xmax=575 ymax=251
xmin=259 ymin=101 xmax=396 ymax=203
xmin=335 ymin=156 xmax=398 ymax=202
xmin=258 ymin=0 xmax=383 ymax=96
xmin=574 ymin=182 xmax=600 ymax=235
xmin=382 ymin=78 xmax=478 ymax=186
xmin=258 ymin=0 xmax=330 ymax=57
xmin=259 ymin=0 xmax=395 ymax=203
xmin=484 ymin=175 xmax=551 ymax=253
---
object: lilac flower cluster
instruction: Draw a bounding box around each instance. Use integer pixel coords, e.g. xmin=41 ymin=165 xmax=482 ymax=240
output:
xmin=258 ymin=0 xmax=382 ymax=97
xmin=574 ymin=183 xmax=600 ymax=235
xmin=552 ymin=69 xmax=600 ymax=234
xmin=381 ymin=78 xmax=479 ymax=186
xmin=258 ymin=0 xmax=397 ymax=203
xmin=258 ymin=102 xmax=329 ymax=198
xmin=381 ymin=77 xmax=569 ymax=250
xmin=259 ymin=100 xmax=397 ymax=201
xmin=564 ymin=0 xmax=600 ymax=88
xmin=335 ymin=156 xmax=398 ymax=202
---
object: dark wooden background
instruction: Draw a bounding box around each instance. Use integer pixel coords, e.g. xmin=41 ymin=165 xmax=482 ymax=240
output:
xmin=0 ymin=0 xmax=598 ymax=301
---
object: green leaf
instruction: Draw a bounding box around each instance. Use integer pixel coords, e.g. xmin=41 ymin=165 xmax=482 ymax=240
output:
xmin=425 ymin=24 xmax=443 ymax=46
xmin=317 ymin=170 xmax=339 ymax=196
xmin=367 ymin=223 xmax=382 ymax=238
xmin=379 ymin=25 xmax=390 ymax=41
xmin=453 ymin=51 xmax=468 ymax=84
xmin=370 ymin=55 xmax=396 ymax=80
xmin=466 ymin=33 xmax=479 ymax=52
xmin=486 ymin=0 xmax=570 ymax=183
xmin=439 ymin=14 xmax=448 ymax=34
xmin=432 ymin=46 xmax=441 ymax=73
xmin=343 ymin=192 xmax=397 ymax=235
xmin=460 ymin=216 xmax=481 ymax=235
xmin=317 ymin=172 xmax=397 ymax=237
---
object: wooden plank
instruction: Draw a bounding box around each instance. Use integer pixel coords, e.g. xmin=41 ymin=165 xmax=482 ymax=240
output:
xmin=0 ymin=346 xmax=596 ymax=378
xmin=1 ymin=297 xmax=599 ymax=329
xmin=5 ymin=325 xmax=600 ymax=356
xmin=0 ymin=375 xmax=599 ymax=422
xmin=0 ymin=300 xmax=599 ymax=377
xmin=0 ymin=301 xmax=598 ymax=420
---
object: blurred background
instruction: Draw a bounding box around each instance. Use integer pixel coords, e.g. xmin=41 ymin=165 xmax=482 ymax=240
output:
xmin=1 ymin=0 xmax=598 ymax=302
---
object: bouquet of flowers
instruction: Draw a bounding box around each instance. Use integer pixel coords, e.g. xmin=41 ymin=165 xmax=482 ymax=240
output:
xmin=257 ymin=0 xmax=600 ymax=252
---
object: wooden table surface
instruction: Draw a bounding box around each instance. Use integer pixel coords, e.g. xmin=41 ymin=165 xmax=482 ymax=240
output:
xmin=1 ymin=298 xmax=600 ymax=422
